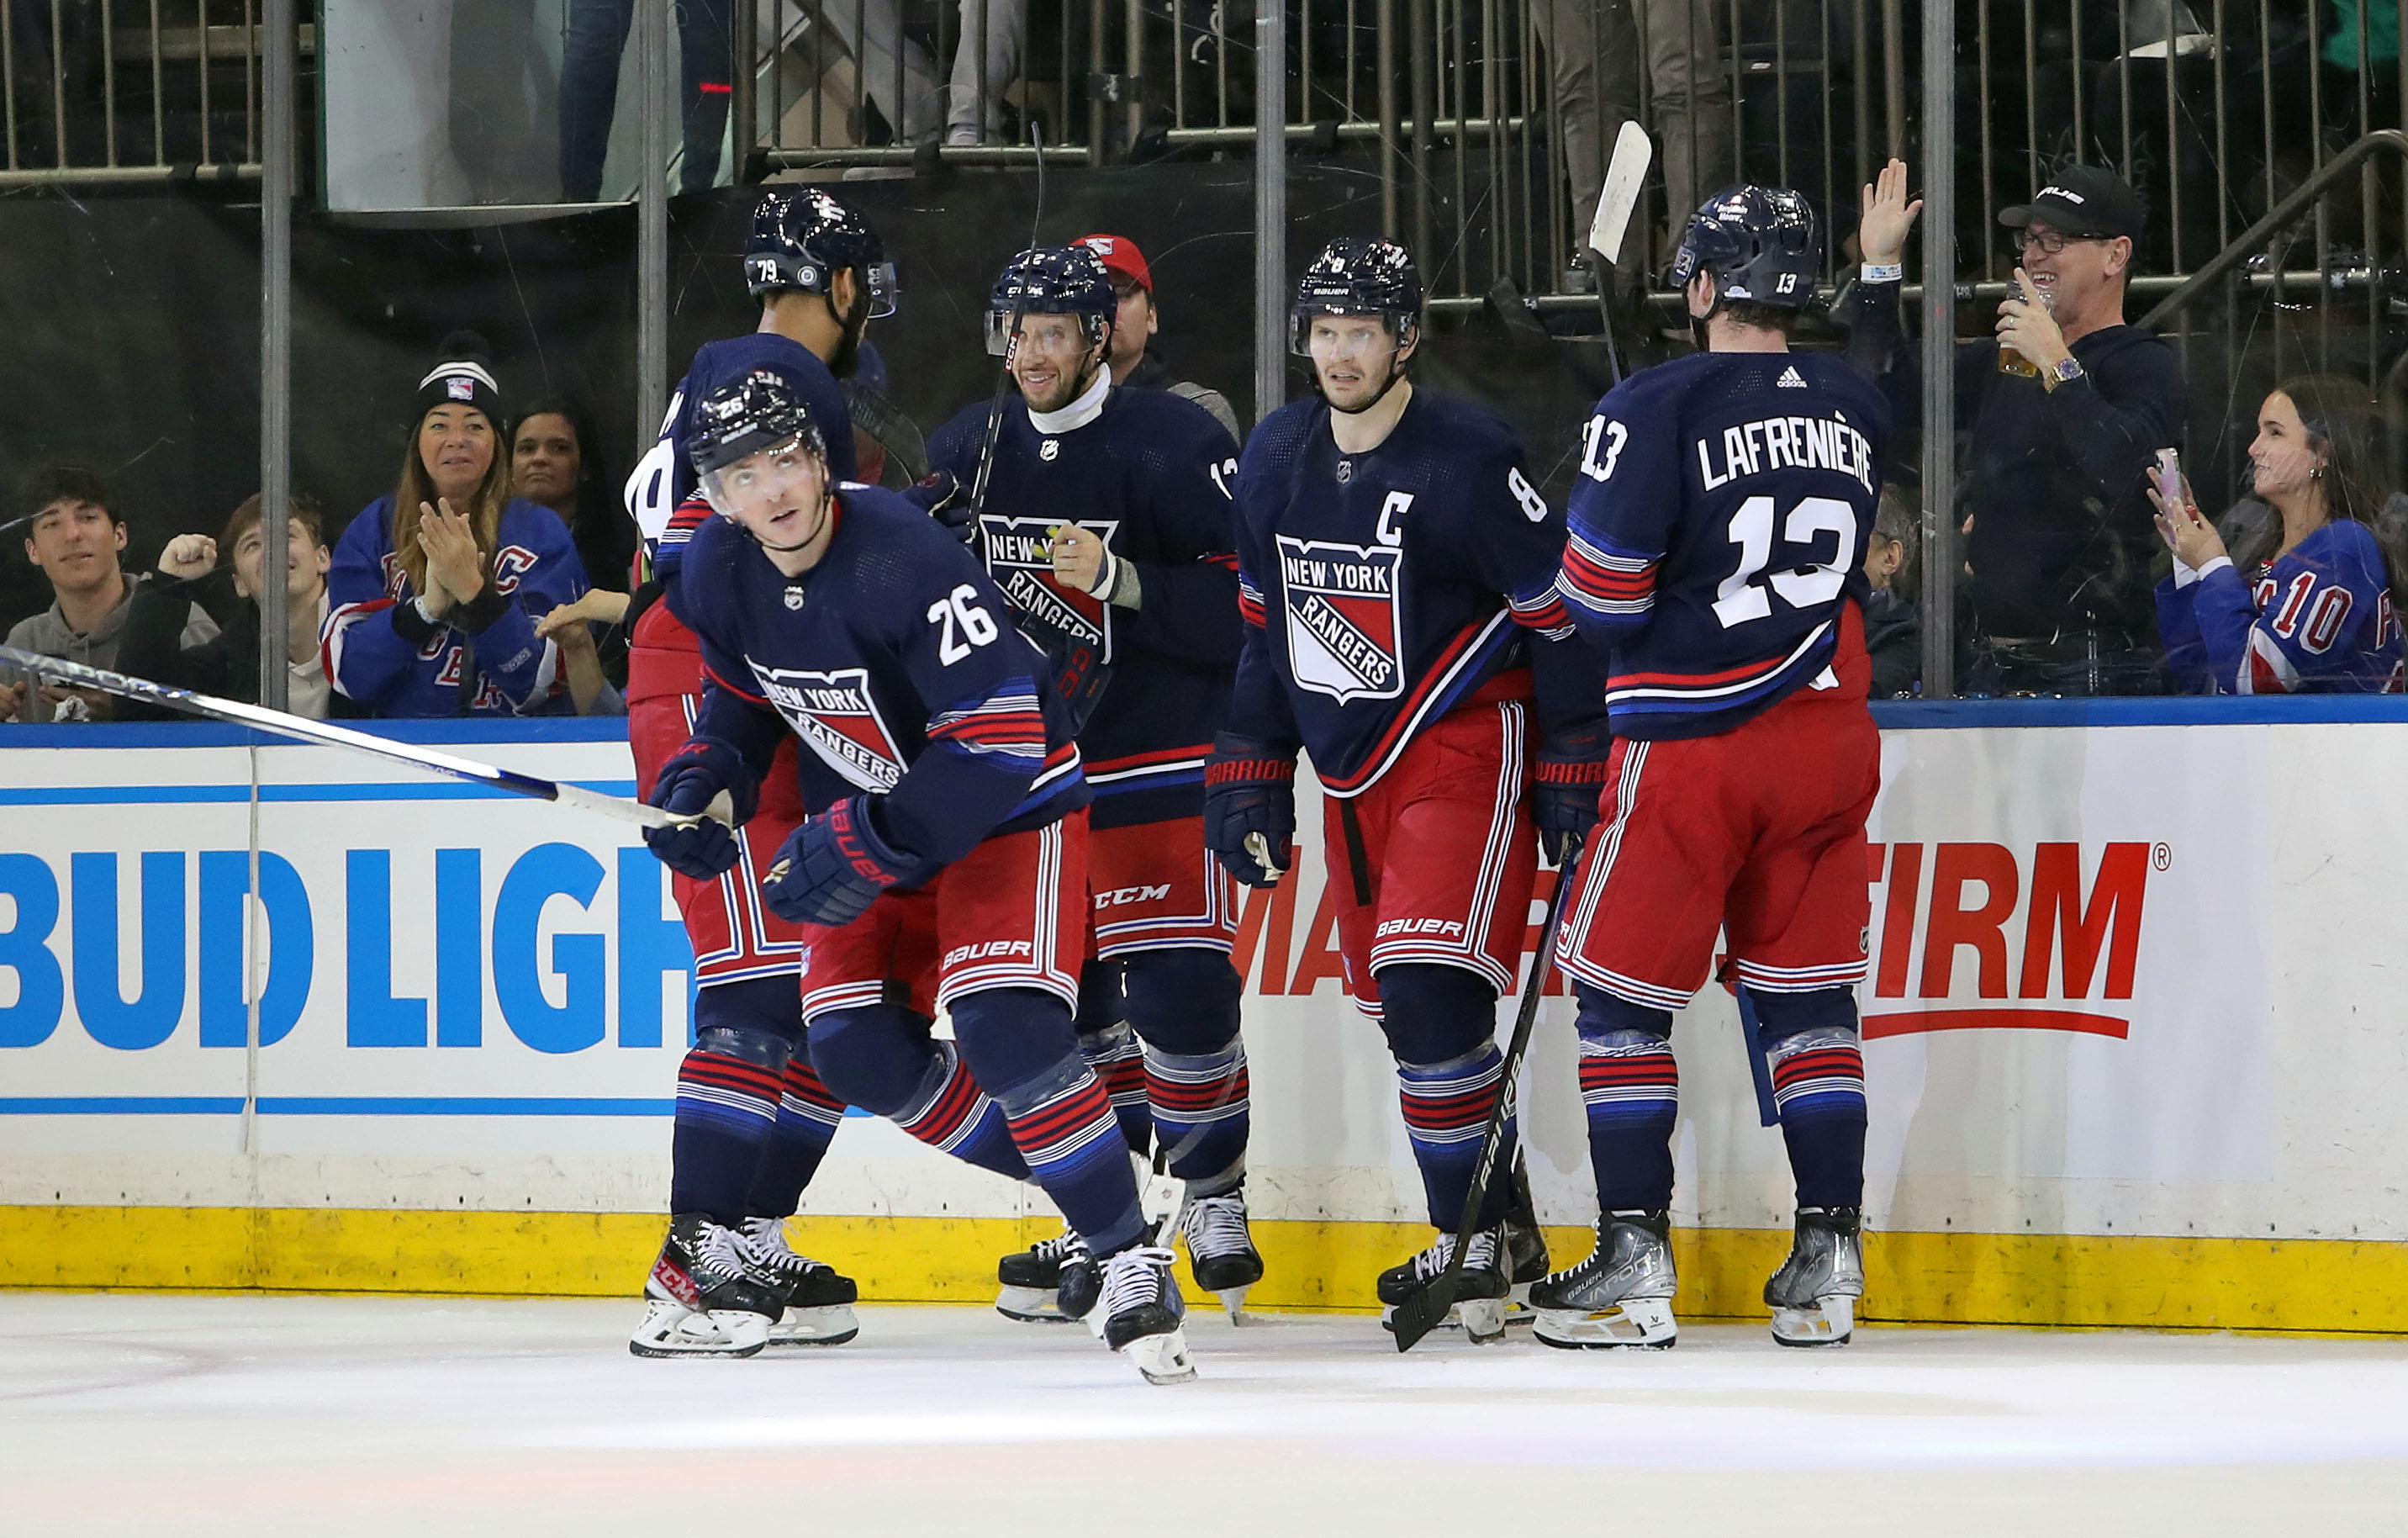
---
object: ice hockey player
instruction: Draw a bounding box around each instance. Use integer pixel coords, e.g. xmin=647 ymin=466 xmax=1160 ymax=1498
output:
xmin=646 ymin=372 xmax=1200 ymax=1386
xmin=1203 ymin=238 xmax=1611 ymax=1340
xmin=926 ymin=246 xmax=1260 ymax=1325
xmin=622 ymin=191 xmax=1011 ymax=1359
xmin=1539 ymin=186 xmax=1890 ymax=1350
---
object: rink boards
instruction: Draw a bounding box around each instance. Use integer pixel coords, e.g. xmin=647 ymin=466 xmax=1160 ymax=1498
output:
xmin=4 ymin=702 xmax=2408 ymax=1329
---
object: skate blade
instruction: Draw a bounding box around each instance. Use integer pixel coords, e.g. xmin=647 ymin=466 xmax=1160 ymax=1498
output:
xmin=994 ymin=1285 xmax=1080 ymax=1324
xmin=1121 ymin=1326 xmax=1198 ymax=1385
xmin=629 ymin=1301 xmax=770 ymax=1359
xmin=1532 ymin=1298 xmax=1679 ymax=1350
xmin=1771 ymin=1296 xmax=1856 ymax=1348
xmin=1504 ymin=1281 xmax=1535 ymax=1326
xmin=1460 ymin=1298 xmax=1508 ymax=1345
xmin=768 ymin=1303 xmax=860 ymax=1347
xmin=1215 ymin=1286 xmax=1252 ymax=1324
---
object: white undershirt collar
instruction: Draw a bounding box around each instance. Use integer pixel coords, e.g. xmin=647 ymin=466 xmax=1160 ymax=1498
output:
xmin=1027 ymin=370 xmax=1111 ymax=435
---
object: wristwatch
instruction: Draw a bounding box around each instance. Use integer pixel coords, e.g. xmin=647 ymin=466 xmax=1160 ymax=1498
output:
xmin=2044 ymin=355 xmax=2085 ymax=391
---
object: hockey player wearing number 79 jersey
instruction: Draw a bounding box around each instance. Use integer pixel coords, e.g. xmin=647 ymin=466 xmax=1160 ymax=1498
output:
xmin=1539 ymin=187 xmax=1892 ymax=1351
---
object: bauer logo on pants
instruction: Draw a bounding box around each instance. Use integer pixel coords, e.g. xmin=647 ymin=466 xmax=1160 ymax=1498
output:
xmin=976 ymin=514 xmax=1118 ymax=664
xmin=1276 ymin=536 xmax=1405 ymax=703
xmin=749 ymin=664 xmax=906 ymax=792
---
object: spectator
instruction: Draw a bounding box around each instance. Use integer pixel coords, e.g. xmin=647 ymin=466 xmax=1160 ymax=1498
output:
xmin=558 ymin=0 xmax=733 ymax=200
xmin=536 ymin=598 xmax=628 ymax=717
xmin=513 ymin=396 xmax=635 ymax=593
xmin=0 ymin=465 xmax=217 ymax=723
xmin=1075 ymin=232 xmax=1242 ymax=444
xmin=2154 ymin=378 xmax=2407 ymax=694
xmin=813 ymin=0 xmax=1021 ymax=146
xmin=119 ymin=495 xmax=354 ymax=721
xmin=322 ymin=334 xmax=590 ymax=717
xmin=1846 ymin=158 xmax=2187 ymax=695
xmin=1863 ymin=478 xmax=1923 ymax=699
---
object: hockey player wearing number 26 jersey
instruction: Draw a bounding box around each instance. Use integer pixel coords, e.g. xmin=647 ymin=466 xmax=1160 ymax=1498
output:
xmin=1538 ymin=187 xmax=1889 ymax=1356
xmin=1207 ymin=238 xmax=1610 ymax=1336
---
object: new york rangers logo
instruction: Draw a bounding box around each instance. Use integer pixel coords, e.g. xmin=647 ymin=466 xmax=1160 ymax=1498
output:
xmin=975 ymin=514 xmax=1119 ymax=664
xmin=750 ymin=664 xmax=906 ymax=791
xmin=1276 ymin=536 xmax=1405 ymax=702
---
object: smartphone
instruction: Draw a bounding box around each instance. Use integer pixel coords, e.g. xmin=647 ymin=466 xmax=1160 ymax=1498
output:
xmin=2156 ymin=447 xmax=2183 ymax=511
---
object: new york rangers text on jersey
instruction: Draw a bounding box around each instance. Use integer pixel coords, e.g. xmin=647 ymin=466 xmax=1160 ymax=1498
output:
xmin=1560 ymin=351 xmax=1892 ymax=738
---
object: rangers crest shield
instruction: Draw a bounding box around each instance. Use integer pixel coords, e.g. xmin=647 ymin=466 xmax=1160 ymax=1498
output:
xmin=748 ymin=664 xmax=906 ymax=791
xmin=1276 ymin=535 xmax=1406 ymax=702
xmin=974 ymin=514 xmax=1120 ymax=666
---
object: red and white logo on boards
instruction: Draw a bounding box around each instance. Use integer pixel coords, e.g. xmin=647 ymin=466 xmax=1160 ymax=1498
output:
xmin=1861 ymin=841 xmax=2160 ymax=1040
xmin=1277 ymin=535 xmax=1405 ymax=703
xmin=751 ymin=664 xmax=905 ymax=792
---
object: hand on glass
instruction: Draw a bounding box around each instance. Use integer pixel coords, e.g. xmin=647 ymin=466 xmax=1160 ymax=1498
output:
xmin=1856 ymin=158 xmax=1923 ymax=268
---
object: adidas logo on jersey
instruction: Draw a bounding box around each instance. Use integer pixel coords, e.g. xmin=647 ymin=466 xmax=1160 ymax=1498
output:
xmin=1777 ymin=366 xmax=1809 ymax=388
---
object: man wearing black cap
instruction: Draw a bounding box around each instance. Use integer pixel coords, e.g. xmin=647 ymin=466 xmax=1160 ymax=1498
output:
xmin=1845 ymin=158 xmax=2187 ymax=695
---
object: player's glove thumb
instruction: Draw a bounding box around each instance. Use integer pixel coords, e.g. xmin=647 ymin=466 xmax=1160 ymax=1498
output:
xmin=642 ymin=736 xmax=759 ymax=880
xmin=909 ymin=470 xmax=979 ymax=544
xmin=761 ymin=795 xmax=930 ymax=927
xmin=1532 ymin=736 xmax=1612 ymax=869
xmin=1203 ymin=733 xmax=1297 ymax=889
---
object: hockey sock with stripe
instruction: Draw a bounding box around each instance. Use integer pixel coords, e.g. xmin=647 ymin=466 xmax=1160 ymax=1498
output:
xmin=669 ymin=1048 xmax=784 ymax=1228
xmin=894 ymin=1040 xmax=1029 ymax=1181
xmin=1145 ymin=1041 xmax=1249 ymax=1195
xmin=745 ymin=1055 xmax=846 ymax=1219
xmin=1577 ymin=1026 xmax=1680 ymax=1211
xmin=1079 ymin=1020 xmax=1154 ymax=1156
xmin=1396 ymin=1042 xmax=1513 ymax=1232
xmin=1749 ymin=987 xmax=1867 ymax=1209
xmin=808 ymin=1003 xmax=1030 ymax=1180
xmin=955 ymin=986 xmax=1149 ymax=1255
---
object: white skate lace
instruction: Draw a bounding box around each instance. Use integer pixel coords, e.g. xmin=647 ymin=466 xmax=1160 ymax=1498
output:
xmin=1029 ymin=1228 xmax=1086 ymax=1266
xmin=1410 ymin=1229 xmax=1499 ymax=1281
xmin=1180 ymin=1195 xmax=1252 ymax=1261
xmin=692 ymin=1220 xmax=752 ymax=1286
xmin=1096 ymin=1245 xmax=1176 ymax=1318
xmin=740 ymin=1217 xmax=826 ymax=1281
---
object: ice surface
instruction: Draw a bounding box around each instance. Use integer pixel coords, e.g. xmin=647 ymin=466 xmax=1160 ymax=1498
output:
xmin=7 ymin=1294 xmax=2408 ymax=1535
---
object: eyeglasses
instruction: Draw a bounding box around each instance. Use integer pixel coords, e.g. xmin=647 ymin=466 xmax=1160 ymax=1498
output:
xmin=2010 ymin=227 xmax=2110 ymax=256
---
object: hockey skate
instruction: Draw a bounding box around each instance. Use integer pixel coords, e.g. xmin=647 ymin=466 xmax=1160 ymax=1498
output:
xmin=738 ymin=1216 xmax=861 ymax=1346
xmin=995 ymin=1227 xmax=1101 ymax=1324
xmin=1531 ymin=1210 xmax=1679 ymax=1350
xmin=1377 ymin=1229 xmax=1512 ymax=1344
xmin=1765 ymin=1207 xmax=1864 ymax=1348
xmin=629 ymin=1213 xmax=782 ymax=1359
xmin=1501 ymin=1159 xmax=1550 ymax=1326
xmin=1179 ymin=1192 xmax=1265 ymax=1322
xmin=1096 ymin=1244 xmax=1197 ymax=1384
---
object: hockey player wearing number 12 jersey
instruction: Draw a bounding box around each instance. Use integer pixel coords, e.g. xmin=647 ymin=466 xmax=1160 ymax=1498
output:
xmin=1538 ymin=187 xmax=1891 ymax=1351
xmin=1205 ymin=239 xmax=1612 ymax=1339
xmin=927 ymin=246 xmax=1260 ymax=1324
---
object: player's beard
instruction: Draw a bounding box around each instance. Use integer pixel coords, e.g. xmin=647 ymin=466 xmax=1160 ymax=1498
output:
xmin=1323 ymin=357 xmax=1405 ymax=415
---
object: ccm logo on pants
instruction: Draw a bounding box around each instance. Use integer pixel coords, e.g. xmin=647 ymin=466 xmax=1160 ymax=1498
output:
xmin=1096 ymin=884 xmax=1174 ymax=908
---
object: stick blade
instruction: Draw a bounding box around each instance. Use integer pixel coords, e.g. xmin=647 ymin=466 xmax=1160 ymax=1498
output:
xmin=1587 ymin=121 xmax=1656 ymax=265
xmin=1389 ymin=1279 xmax=1458 ymax=1353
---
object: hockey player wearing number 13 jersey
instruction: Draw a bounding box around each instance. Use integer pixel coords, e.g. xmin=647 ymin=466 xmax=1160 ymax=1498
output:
xmin=1539 ymin=187 xmax=1890 ymax=1353
xmin=1206 ymin=239 xmax=1611 ymax=1336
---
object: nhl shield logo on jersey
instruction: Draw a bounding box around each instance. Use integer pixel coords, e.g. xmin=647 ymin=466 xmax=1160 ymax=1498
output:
xmin=749 ymin=664 xmax=906 ymax=792
xmin=1275 ymin=535 xmax=1406 ymax=702
xmin=975 ymin=513 xmax=1118 ymax=663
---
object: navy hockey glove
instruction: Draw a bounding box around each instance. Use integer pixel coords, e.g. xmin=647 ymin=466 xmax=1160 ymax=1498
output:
xmin=909 ymin=469 xmax=979 ymax=544
xmin=1203 ymin=733 xmax=1297 ymax=888
xmin=762 ymin=795 xmax=931 ymax=928
xmin=642 ymin=736 xmax=759 ymax=880
xmin=1532 ymin=731 xmax=1613 ymax=868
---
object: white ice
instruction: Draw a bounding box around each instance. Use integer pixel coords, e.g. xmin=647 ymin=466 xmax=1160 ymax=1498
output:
xmin=8 ymin=1294 xmax=2407 ymax=1535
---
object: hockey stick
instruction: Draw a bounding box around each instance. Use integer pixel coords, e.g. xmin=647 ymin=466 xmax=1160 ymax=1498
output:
xmin=1734 ymin=982 xmax=1782 ymax=1128
xmin=0 ymin=643 xmax=682 ymax=831
xmin=1391 ymin=843 xmax=1583 ymax=1352
xmin=1587 ymin=122 xmax=1654 ymax=388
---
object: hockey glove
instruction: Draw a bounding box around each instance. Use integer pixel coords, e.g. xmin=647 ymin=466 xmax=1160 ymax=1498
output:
xmin=1203 ymin=733 xmax=1298 ymax=888
xmin=1532 ymin=730 xmax=1613 ymax=868
xmin=909 ymin=469 xmax=979 ymax=544
xmin=761 ymin=795 xmax=931 ymax=928
xmin=642 ymin=736 xmax=759 ymax=880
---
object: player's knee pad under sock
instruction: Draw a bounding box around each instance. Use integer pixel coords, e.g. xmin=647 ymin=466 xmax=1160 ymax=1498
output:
xmin=954 ymin=987 xmax=1146 ymax=1254
xmin=1079 ymin=1019 xmax=1153 ymax=1156
xmin=805 ymin=1004 xmax=939 ymax=1118
xmin=1119 ymin=947 xmax=1244 ymax=1056
xmin=1751 ymin=988 xmax=1867 ymax=1210
xmin=747 ymin=1055 xmax=846 ymax=1219
xmin=893 ymin=1038 xmax=1028 ymax=1181
xmin=1395 ymin=1041 xmax=1513 ymax=1233
xmin=1374 ymin=962 xmax=1499 ymax=1067
xmin=1574 ymin=985 xmax=1679 ymax=1212
xmin=1143 ymin=1040 xmax=1249 ymax=1195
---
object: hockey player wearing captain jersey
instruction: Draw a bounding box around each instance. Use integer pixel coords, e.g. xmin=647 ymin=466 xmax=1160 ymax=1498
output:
xmin=925 ymin=246 xmax=1262 ymax=1325
xmin=643 ymin=372 xmax=1201 ymax=1384
xmin=1539 ymin=187 xmax=1890 ymax=1350
xmin=1204 ymin=238 xmax=1612 ymax=1339
xmin=621 ymin=191 xmax=1032 ymax=1360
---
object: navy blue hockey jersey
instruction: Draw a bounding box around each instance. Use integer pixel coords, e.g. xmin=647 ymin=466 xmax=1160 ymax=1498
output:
xmin=1560 ymin=351 xmax=1891 ymax=738
xmin=927 ymin=383 xmax=1242 ymax=829
xmin=2156 ymin=520 xmax=2403 ymax=694
xmin=1228 ymin=389 xmax=1601 ymax=794
xmin=679 ymin=485 xmax=1087 ymax=870
xmin=625 ymin=332 xmax=858 ymax=584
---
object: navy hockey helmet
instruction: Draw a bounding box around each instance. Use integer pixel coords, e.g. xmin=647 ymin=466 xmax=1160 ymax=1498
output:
xmin=1289 ymin=238 xmax=1423 ymax=356
xmin=985 ymin=246 xmax=1118 ymax=357
xmin=688 ymin=371 xmax=830 ymax=521
xmin=745 ymin=188 xmax=898 ymax=318
xmin=1668 ymin=185 xmax=1820 ymax=309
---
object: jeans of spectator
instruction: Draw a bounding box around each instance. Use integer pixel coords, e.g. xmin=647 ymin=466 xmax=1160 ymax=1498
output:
xmin=559 ymin=0 xmax=735 ymax=201
xmin=808 ymin=0 xmax=1023 ymax=145
xmin=1527 ymin=0 xmax=1730 ymax=272
xmin=1965 ymin=634 xmax=2165 ymax=698
xmin=451 ymin=1 xmax=556 ymax=203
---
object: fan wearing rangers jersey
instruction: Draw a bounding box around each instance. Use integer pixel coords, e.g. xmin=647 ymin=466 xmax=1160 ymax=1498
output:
xmin=927 ymin=246 xmax=1261 ymax=1324
xmin=1535 ymin=187 xmax=1891 ymax=1352
xmin=619 ymin=191 xmax=1021 ymax=1360
xmin=1204 ymin=238 xmax=1612 ymax=1339
xmin=643 ymin=373 xmax=1200 ymax=1385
